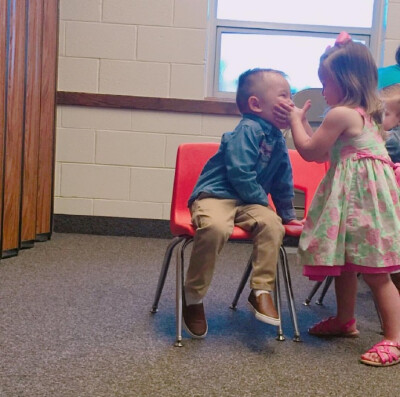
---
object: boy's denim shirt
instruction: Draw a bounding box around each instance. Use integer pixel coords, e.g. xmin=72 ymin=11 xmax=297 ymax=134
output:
xmin=386 ymin=127 xmax=400 ymax=163
xmin=188 ymin=113 xmax=296 ymax=223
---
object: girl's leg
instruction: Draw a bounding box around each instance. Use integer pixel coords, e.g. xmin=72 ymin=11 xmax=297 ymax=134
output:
xmin=308 ymin=271 xmax=359 ymax=336
xmin=335 ymin=271 xmax=358 ymax=329
xmin=362 ymin=273 xmax=400 ymax=363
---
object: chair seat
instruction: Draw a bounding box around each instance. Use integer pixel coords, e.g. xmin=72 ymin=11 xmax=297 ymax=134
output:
xmin=171 ymin=192 xmax=304 ymax=239
xmin=171 ymin=222 xmax=252 ymax=240
xmin=171 ymin=220 xmax=303 ymax=239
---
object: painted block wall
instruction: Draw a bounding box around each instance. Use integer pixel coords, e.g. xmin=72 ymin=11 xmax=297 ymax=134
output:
xmin=55 ymin=0 xmax=400 ymax=221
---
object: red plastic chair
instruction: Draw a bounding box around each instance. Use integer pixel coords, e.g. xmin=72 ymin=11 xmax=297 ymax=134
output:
xmin=150 ymin=143 xmax=327 ymax=346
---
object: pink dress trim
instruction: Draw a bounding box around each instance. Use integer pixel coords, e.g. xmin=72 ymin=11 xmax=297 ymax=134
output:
xmin=354 ymin=152 xmax=400 ymax=186
xmin=304 ymin=263 xmax=400 ymax=281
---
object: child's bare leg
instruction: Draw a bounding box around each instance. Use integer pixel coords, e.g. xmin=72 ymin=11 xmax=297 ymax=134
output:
xmin=308 ymin=271 xmax=359 ymax=336
xmin=335 ymin=271 xmax=358 ymax=328
xmin=391 ymin=272 xmax=400 ymax=293
xmin=362 ymin=273 xmax=400 ymax=363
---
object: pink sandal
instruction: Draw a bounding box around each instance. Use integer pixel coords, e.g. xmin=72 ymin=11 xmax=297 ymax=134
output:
xmin=360 ymin=340 xmax=400 ymax=367
xmin=308 ymin=317 xmax=360 ymax=337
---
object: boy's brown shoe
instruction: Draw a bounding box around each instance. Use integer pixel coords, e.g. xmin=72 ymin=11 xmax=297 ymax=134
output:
xmin=182 ymin=296 xmax=208 ymax=338
xmin=248 ymin=290 xmax=280 ymax=326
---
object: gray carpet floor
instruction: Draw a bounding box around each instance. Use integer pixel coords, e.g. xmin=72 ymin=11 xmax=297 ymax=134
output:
xmin=0 ymin=233 xmax=397 ymax=397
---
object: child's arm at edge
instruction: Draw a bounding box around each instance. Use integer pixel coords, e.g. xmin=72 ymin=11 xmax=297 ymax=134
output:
xmin=279 ymin=101 xmax=347 ymax=162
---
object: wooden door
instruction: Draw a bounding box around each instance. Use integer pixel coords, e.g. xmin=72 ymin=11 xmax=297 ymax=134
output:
xmin=1 ymin=0 xmax=58 ymax=258
xmin=36 ymin=0 xmax=58 ymax=241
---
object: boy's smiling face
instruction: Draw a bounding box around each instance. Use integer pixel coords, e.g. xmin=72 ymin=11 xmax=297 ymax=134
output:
xmin=248 ymin=72 xmax=293 ymax=129
xmin=383 ymin=99 xmax=400 ymax=131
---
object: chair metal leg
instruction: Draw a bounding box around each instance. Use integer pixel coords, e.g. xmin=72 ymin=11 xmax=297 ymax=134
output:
xmin=174 ymin=238 xmax=193 ymax=347
xmin=316 ymin=276 xmax=334 ymax=305
xmin=279 ymin=246 xmax=301 ymax=341
xmin=303 ymin=280 xmax=324 ymax=306
xmin=303 ymin=276 xmax=334 ymax=306
xmin=275 ymin=262 xmax=285 ymax=341
xmin=150 ymin=236 xmax=184 ymax=313
xmin=230 ymin=255 xmax=252 ymax=310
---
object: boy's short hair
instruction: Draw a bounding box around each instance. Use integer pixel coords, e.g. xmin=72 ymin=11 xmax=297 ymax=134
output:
xmin=381 ymin=83 xmax=400 ymax=99
xmin=381 ymin=83 xmax=400 ymax=111
xmin=236 ymin=68 xmax=286 ymax=114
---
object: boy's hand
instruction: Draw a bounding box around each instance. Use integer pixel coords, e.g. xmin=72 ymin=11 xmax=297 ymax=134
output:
xmin=286 ymin=219 xmax=305 ymax=226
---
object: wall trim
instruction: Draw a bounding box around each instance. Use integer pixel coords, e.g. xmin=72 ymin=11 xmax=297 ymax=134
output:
xmin=53 ymin=214 xmax=172 ymax=239
xmin=56 ymin=91 xmax=241 ymax=116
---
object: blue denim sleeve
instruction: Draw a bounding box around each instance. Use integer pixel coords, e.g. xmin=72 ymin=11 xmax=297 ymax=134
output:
xmin=224 ymin=126 xmax=269 ymax=206
xmin=274 ymin=199 xmax=297 ymax=224
xmin=386 ymin=128 xmax=400 ymax=163
xmin=270 ymin=150 xmax=296 ymax=223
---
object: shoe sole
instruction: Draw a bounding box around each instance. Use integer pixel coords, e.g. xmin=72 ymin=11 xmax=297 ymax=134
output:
xmin=360 ymin=357 xmax=400 ymax=367
xmin=247 ymin=302 xmax=281 ymax=326
xmin=182 ymin=318 xmax=208 ymax=339
xmin=308 ymin=329 xmax=360 ymax=338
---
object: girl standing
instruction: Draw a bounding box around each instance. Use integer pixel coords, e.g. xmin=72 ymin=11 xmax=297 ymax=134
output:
xmin=277 ymin=32 xmax=400 ymax=366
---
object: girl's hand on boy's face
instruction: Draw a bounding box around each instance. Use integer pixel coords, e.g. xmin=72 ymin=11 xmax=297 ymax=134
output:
xmin=272 ymin=100 xmax=294 ymax=128
xmin=293 ymin=100 xmax=311 ymax=121
xmin=277 ymin=99 xmax=312 ymax=125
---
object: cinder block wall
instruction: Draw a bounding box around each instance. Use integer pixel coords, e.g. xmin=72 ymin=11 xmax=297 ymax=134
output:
xmin=55 ymin=0 xmax=400 ymax=221
xmin=56 ymin=0 xmax=240 ymax=221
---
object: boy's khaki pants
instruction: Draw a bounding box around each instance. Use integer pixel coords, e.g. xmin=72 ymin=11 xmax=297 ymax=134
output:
xmin=185 ymin=198 xmax=285 ymax=303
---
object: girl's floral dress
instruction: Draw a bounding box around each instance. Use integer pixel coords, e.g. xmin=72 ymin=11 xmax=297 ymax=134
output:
xmin=300 ymin=108 xmax=400 ymax=281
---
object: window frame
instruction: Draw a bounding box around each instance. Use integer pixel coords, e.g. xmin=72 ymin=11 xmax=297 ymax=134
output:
xmin=206 ymin=0 xmax=387 ymax=99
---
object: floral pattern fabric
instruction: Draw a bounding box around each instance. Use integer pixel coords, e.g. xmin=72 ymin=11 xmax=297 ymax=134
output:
xmin=300 ymin=108 xmax=400 ymax=280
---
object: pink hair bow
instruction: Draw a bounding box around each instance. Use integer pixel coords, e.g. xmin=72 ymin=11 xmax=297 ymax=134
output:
xmin=335 ymin=31 xmax=352 ymax=46
xmin=325 ymin=31 xmax=352 ymax=52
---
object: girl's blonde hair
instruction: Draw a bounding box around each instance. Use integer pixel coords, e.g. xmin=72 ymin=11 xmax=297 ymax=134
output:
xmin=319 ymin=41 xmax=383 ymax=128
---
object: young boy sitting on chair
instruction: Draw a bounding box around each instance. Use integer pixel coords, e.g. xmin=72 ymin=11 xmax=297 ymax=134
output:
xmin=183 ymin=68 xmax=302 ymax=338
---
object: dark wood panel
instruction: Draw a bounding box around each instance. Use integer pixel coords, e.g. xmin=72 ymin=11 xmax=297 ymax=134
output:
xmin=0 ymin=0 xmax=7 ymax=254
xmin=36 ymin=0 xmax=58 ymax=238
xmin=2 ymin=0 xmax=26 ymax=253
xmin=21 ymin=0 xmax=43 ymax=245
xmin=57 ymin=91 xmax=241 ymax=116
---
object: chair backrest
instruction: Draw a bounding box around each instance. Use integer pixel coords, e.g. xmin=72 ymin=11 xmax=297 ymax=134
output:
xmin=170 ymin=143 xmax=219 ymax=234
xmin=293 ymin=88 xmax=327 ymax=124
xmin=169 ymin=143 xmax=327 ymax=235
xmin=290 ymin=89 xmax=329 ymax=217
xmin=288 ymin=149 xmax=328 ymax=218
xmin=285 ymin=88 xmax=328 ymax=150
